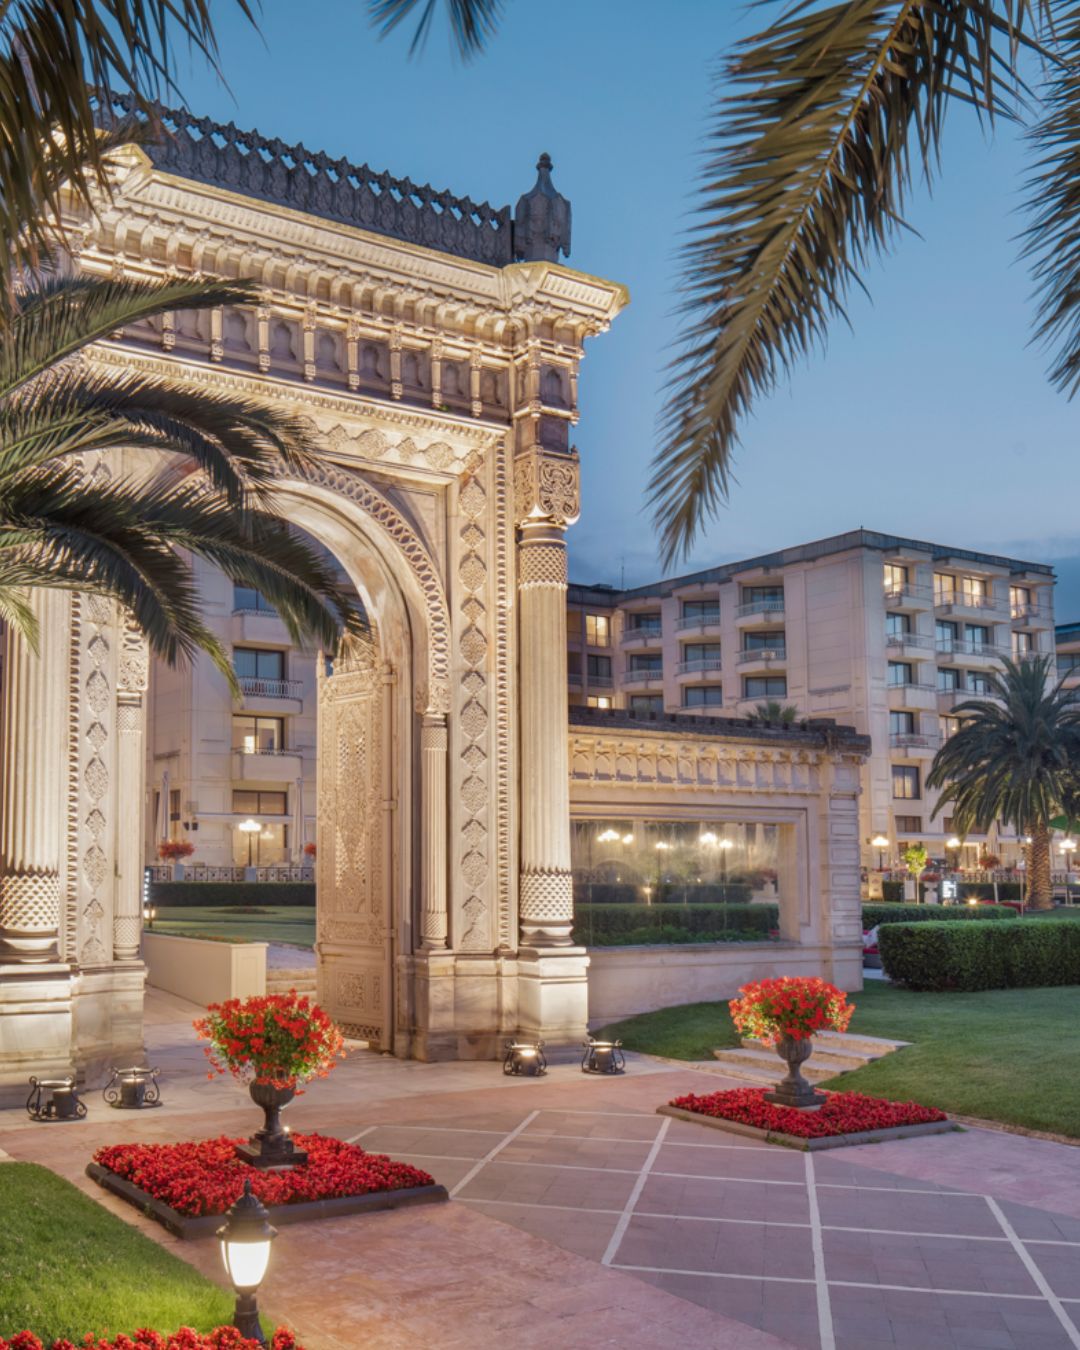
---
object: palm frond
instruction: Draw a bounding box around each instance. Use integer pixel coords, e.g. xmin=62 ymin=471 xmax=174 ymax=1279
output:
xmin=1021 ymin=5 xmax=1080 ymax=397
xmin=368 ymin=0 xmax=502 ymax=57
xmin=649 ymin=0 xmax=1047 ymax=567
xmin=0 ymin=584 xmax=38 ymax=649
xmin=0 ymin=0 xmax=257 ymax=281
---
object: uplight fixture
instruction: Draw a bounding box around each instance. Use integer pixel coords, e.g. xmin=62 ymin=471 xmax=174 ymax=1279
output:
xmin=581 ymin=1038 xmax=626 ymax=1074
xmin=26 ymin=1075 xmax=86 ymax=1122
xmin=503 ymin=1040 xmax=547 ymax=1076
xmin=103 ymin=1065 xmax=161 ymax=1110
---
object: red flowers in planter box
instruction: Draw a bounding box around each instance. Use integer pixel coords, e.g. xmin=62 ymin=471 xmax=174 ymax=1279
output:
xmin=670 ymin=1087 xmax=947 ymax=1139
xmin=92 ymin=1133 xmax=434 ymax=1217
xmin=728 ymin=976 xmax=853 ymax=1046
xmin=194 ymin=992 xmax=344 ymax=1090
xmin=0 ymin=1330 xmax=303 ymax=1350
xmin=157 ymin=840 xmax=194 ymax=862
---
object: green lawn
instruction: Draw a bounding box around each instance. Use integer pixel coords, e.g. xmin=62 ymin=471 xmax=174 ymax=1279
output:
xmin=0 ymin=1163 xmax=235 ymax=1341
xmin=597 ymin=981 xmax=1080 ymax=1137
xmin=153 ymin=905 xmax=315 ymax=947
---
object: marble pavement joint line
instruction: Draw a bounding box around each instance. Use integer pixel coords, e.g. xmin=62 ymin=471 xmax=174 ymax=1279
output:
xmin=805 ymin=1151 xmax=836 ymax=1350
xmin=448 ymin=1110 xmax=540 ymax=1198
xmin=344 ymin=1126 xmax=378 ymax=1144
xmin=985 ymin=1194 xmax=1080 ymax=1349
xmin=601 ymin=1115 xmax=671 ymax=1267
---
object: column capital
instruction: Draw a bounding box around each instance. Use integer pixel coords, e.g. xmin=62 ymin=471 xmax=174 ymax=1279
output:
xmin=513 ymin=446 xmax=579 ymax=529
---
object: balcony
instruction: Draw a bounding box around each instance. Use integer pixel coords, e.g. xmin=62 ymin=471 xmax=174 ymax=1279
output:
xmin=735 ymin=599 xmax=784 ymax=622
xmin=586 ymin=674 xmax=614 ymax=689
xmin=676 ymin=658 xmax=723 ymax=678
xmin=886 ymin=681 xmax=938 ymax=710
xmin=883 ymin=583 xmax=934 ymax=609
xmin=885 ymin=633 xmax=935 ymax=653
xmin=676 ymin=613 xmax=721 ymax=633
xmin=620 ymin=626 xmax=662 ymax=646
xmin=232 ymin=747 xmax=303 ymax=781
xmin=231 ymin=608 xmax=291 ymax=643
xmin=1011 ymin=601 xmax=1054 ymax=625
xmin=934 ymin=639 xmax=1010 ymax=662
xmin=888 ymin=732 xmax=939 ymax=754
xmin=237 ymin=676 xmax=303 ymax=706
xmin=568 ymin=671 xmax=582 ymax=687
xmin=624 ymin=668 xmax=664 ymax=689
xmin=934 ymin=591 xmax=1007 ymax=617
xmin=736 ymin=646 xmax=786 ymax=667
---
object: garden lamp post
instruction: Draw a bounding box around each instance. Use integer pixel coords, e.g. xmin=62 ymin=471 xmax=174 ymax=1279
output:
xmin=238 ymin=818 xmax=261 ymax=867
xmin=946 ymin=836 xmax=961 ymax=873
xmin=871 ymin=835 xmax=889 ymax=871
xmin=1062 ymin=839 xmax=1076 ymax=904
xmin=218 ymin=1179 xmax=277 ymax=1345
xmin=718 ymin=837 xmax=733 ymax=893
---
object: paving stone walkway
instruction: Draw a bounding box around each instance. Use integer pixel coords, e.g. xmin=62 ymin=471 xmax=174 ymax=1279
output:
xmin=2 ymin=989 xmax=1080 ymax=1350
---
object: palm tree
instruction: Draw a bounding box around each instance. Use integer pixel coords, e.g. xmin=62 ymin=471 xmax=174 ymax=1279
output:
xmin=752 ymin=700 xmax=799 ymax=727
xmin=926 ymin=656 xmax=1080 ymax=908
xmin=0 ymin=0 xmax=256 ymax=286
xmin=371 ymin=2 xmax=1079 ymax=565
xmin=0 ymin=271 xmax=363 ymax=677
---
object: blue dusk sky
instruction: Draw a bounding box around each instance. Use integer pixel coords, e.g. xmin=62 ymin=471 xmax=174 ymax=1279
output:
xmin=177 ymin=1 xmax=1080 ymax=615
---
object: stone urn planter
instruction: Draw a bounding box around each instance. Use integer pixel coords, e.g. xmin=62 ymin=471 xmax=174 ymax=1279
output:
xmin=763 ymin=1035 xmax=825 ymax=1109
xmin=235 ymin=1081 xmax=308 ymax=1169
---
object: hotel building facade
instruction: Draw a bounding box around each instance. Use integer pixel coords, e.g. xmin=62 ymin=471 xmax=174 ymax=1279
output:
xmin=567 ymin=531 xmax=1056 ymax=872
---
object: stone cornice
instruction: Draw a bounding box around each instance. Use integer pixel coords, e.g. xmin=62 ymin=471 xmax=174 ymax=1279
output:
xmin=569 ymin=708 xmax=870 ymax=759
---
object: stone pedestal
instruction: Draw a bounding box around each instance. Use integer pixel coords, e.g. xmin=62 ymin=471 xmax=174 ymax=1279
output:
xmin=516 ymin=946 xmax=590 ymax=1046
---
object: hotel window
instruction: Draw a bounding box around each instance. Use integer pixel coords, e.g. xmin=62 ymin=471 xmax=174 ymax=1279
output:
xmin=233 ymin=648 xmax=285 ymax=681
xmin=586 ymin=695 xmax=612 ymax=709
xmin=586 ymin=654 xmax=612 ymax=683
xmin=968 ymin=672 xmax=991 ymax=694
xmin=965 ymin=577 xmax=987 ymax=601
xmin=1013 ymin=631 xmax=1033 ymax=657
xmin=232 ymin=716 xmax=284 ymax=753
xmin=585 ymin=613 xmax=610 ymax=647
xmin=1010 ymin=586 xmax=1030 ymax=615
xmin=684 ymin=686 xmax=723 ymax=707
xmin=937 ymin=667 xmax=960 ymax=691
xmin=743 ymin=676 xmax=787 ymax=698
xmin=628 ymin=653 xmax=663 ymax=673
xmin=887 ymin=661 xmax=913 ymax=686
xmin=629 ymin=694 xmax=664 ymax=713
xmin=566 ymin=654 xmax=582 ymax=684
xmin=895 ymin=815 xmax=923 ymax=835
xmin=683 ymin=642 xmax=721 ymax=667
xmin=566 ymin=609 xmax=582 ymax=638
xmin=885 ymin=612 xmax=910 ymax=636
xmin=233 ymin=585 xmax=276 ymax=614
xmin=884 ymin=563 xmax=908 ymax=594
xmin=936 ymin=620 xmax=957 ymax=649
xmin=233 ymin=789 xmax=287 ymax=816
xmin=742 ymin=585 xmax=783 ymax=606
xmin=940 ymin=715 xmax=960 ymax=742
xmin=744 ymin=631 xmax=785 ymax=650
xmin=682 ymin=598 xmax=720 ymax=623
xmin=892 ymin=765 xmax=921 ymax=799
xmin=934 ymin=572 xmax=956 ymax=602
xmin=628 ymin=611 xmax=662 ymax=633
xmin=890 ymin=711 xmax=915 ymax=737
xmin=966 ymin=624 xmax=990 ymax=649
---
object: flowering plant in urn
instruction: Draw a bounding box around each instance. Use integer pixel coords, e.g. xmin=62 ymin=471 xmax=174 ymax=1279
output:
xmin=729 ymin=977 xmax=853 ymax=1109
xmin=194 ymin=993 xmax=345 ymax=1169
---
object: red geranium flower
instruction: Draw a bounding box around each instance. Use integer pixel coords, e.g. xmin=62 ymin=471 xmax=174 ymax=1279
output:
xmin=193 ymin=993 xmax=344 ymax=1090
xmin=670 ymin=1087 xmax=947 ymax=1138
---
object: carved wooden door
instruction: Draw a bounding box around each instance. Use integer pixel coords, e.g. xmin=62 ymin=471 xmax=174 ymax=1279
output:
xmin=315 ymin=641 xmax=392 ymax=1051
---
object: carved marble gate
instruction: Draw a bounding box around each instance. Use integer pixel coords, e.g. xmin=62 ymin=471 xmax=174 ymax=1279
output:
xmin=315 ymin=639 xmax=393 ymax=1050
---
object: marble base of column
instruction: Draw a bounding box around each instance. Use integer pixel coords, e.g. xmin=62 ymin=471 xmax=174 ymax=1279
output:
xmin=519 ymin=867 xmax=575 ymax=947
xmin=0 ymin=872 xmax=61 ymax=963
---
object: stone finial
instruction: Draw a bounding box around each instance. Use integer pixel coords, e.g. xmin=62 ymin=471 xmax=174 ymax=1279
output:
xmin=513 ymin=153 xmax=571 ymax=263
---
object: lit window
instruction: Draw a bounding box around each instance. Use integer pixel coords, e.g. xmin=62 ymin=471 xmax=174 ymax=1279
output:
xmin=892 ymin=765 xmax=921 ymax=800
xmin=585 ymin=614 xmax=610 ymax=647
xmin=586 ymin=695 xmax=612 ymax=709
xmin=884 ymin=563 xmax=908 ymax=594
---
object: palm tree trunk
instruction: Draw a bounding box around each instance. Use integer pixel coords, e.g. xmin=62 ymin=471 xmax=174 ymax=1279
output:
xmin=1029 ymin=827 xmax=1054 ymax=910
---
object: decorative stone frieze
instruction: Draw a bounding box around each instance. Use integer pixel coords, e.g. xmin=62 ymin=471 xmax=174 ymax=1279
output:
xmin=513 ymin=447 xmax=580 ymax=528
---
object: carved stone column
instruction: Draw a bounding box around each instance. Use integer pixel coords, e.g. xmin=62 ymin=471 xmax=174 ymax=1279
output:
xmin=419 ymin=713 xmax=448 ymax=948
xmin=113 ymin=620 xmax=149 ymax=961
xmin=515 ymin=448 xmax=580 ymax=947
xmin=0 ymin=592 xmax=68 ymax=963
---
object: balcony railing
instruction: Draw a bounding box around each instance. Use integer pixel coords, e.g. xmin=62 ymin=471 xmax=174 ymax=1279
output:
xmin=934 ymin=639 xmax=1009 ymax=659
xmin=736 ymin=646 xmax=786 ymax=664
xmin=624 ymin=667 xmax=663 ymax=684
xmin=736 ymin=599 xmax=784 ymax=619
xmin=587 ymin=674 xmax=614 ymax=688
xmin=1011 ymin=601 xmax=1053 ymax=621
xmin=887 ymin=680 xmax=937 ymax=693
xmin=935 ymin=591 xmax=1006 ymax=614
xmin=234 ymin=745 xmax=295 ymax=756
xmin=148 ymin=863 xmax=314 ymax=883
xmin=676 ymin=613 xmax=721 ymax=630
xmin=620 ymin=625 xmax=662 ymax=644
xmin=889 ymin=732 xmax=939 ymax=750
xmin=236 ymin=676 xmax=303 ymax=700
xmin=677 ymin=658 xmax=723 ymax=675
xmin=886 ymin=633 xmax=935 ymax=651
xmin=883 ymin=583 xmax=934 ymax=605
xmin=567 ymin=671 xmax=582 ymax=686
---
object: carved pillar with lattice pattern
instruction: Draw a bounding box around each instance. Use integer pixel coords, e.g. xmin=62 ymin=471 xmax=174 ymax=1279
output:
xmin=114 ymin=620 xmax=149 ymax=961
xmin=420 ymin=713 xmax=449 ymax=947
xmin=0 ymin=592 xmax=68 ymax=963
xmin=515 ymin=447 xmax=580 ymax=947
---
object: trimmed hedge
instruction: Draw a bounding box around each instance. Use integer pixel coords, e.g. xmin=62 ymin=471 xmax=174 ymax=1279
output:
xmin=573 ymin=902 xmax=778 ymax=946
xmin=574 ymin=882 xmax=752 ymax=905
xmin=148 ymin=882 xmax=315 ymax=907
xmin=879 ymin=919 xmax=1080 ymax=991
xmin=862 ymin=903 xmax=1013 ymax=929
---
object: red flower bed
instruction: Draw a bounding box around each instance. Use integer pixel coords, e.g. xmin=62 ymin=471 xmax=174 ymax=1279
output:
xmin=92 ymin=1134 xmax=433 ymax=1217
xmin=0 ymin=1332 xmax=301 ymax=1350
xmin=670 ymin=1087 xmax=947 ymax=1139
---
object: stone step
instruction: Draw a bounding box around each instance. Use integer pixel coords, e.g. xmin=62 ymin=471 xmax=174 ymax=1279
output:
xmin=711 ymin=1046 xmax=843 ymax=1083
xmin=267 ymin=972 xmax=318 ymax=995
xmin=738 ymin=1038 xmax=874 ymax=1072
xmin=813 ymin=1029 xmax=911 ymax=1056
